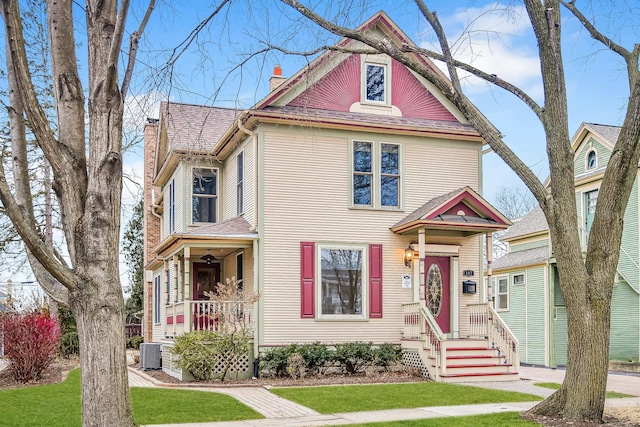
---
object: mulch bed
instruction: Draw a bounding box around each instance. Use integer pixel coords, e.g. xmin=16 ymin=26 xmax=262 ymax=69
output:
xmin=0 ymin=358 xmax=79 ymax=390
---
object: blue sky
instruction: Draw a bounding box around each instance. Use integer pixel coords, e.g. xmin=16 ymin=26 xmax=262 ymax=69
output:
xmin=124 ymin=0 xmax=636 ymax=204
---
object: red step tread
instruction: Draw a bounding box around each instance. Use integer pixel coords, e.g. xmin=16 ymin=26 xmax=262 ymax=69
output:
xmin=439 ymin=372 xmax=519 ymax=378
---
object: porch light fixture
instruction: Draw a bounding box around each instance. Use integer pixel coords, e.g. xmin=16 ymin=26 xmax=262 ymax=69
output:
xmin=201 ymin=251 xmax=216 ymax=265
xmin=404 ymin=245 xmax=417 ymax=268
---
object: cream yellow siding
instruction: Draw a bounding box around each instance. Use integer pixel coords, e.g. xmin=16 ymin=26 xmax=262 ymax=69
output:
xmin=222 ymin=136 xmax=256 ymax=226
xmin=259 ymin=125 xmax=482 ymax=345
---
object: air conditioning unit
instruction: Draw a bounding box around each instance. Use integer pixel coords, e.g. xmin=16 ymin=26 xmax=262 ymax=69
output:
xmin=140 ymin=343 xmax=162 ymax=370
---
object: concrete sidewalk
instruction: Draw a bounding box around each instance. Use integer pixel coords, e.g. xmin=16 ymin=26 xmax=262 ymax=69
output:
xmin=129 ymin=366 xmax=640 ymax=427
xmin=519 ymin=365 xmax=640 ymax=397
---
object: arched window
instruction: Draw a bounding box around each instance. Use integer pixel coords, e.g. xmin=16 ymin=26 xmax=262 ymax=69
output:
xmin=587 ymin=150 xmax=597 ymax=170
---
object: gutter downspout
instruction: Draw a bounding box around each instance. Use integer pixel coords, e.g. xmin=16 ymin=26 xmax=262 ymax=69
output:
xmin=236 ymin=113 xmax=261 ymax=358
xmin=151 ymin=189 xmax=163 ymax=224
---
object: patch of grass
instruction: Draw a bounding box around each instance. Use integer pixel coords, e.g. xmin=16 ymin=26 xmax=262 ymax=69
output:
xmin=271 ymin=382 xmax=541 ymax=414
xmin=345 ymin=412 xmax=539 ymax=426
xmin=534 ymin=382 xmax=635 ymax=398
xmin=0 ymin=369 xmax=262 ymax=427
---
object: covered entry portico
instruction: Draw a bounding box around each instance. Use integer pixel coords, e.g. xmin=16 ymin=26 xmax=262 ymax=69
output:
xmin=149 ymin=217 xmax=259 ymax=338
xmin=391 ymin=187 xmax=518 ymax=381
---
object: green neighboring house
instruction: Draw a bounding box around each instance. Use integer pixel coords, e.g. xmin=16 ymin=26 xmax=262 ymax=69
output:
xmin=492 ymin=122 xmax=640 ymax=367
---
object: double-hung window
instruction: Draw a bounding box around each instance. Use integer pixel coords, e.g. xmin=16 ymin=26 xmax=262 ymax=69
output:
xmin=496 ymin=276 xmax=508 ymax=311
xmin=237 ymin=151 xmax=244 ymax=215
xmin=193 ymin=168 xmax=217 ymax=223
xmin=352 ymin=141 xmax=400 ymax=208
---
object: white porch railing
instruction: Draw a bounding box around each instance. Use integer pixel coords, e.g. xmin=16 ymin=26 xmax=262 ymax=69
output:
xmin=191 ymin=300 xmax=251 ymax=333
xmin=467 ymin=303 xmax=519 ymax=372
xmin=403 ymin=302 xmax=447 ymax=379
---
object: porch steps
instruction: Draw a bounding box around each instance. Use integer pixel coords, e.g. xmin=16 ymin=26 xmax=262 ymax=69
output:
xmin=429 ymin=342 xmax=518 ymax=382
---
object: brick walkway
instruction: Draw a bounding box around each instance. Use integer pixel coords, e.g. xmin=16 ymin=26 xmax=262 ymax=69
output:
xmin=127 ymin=368 xmax=319 ymax=419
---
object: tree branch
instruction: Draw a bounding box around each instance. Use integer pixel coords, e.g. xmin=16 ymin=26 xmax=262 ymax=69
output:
xmin=109 ymin=0 xmax=130 ymax=79
xmin=279 ymin=0 xmax=549 ymax=204
xmin=121 ymin=0 xmax=155 ymax=98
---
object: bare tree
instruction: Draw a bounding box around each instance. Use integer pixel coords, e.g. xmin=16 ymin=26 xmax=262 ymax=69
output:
xmin=492 ymin=185 xmax=538 ymax=258
xmin=0 ymin=0 xmax=155 ymax=425
xmin=279 ymin=0 xmax=640 ymax=422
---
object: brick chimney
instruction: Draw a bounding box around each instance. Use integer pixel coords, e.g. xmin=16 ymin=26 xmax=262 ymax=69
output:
xmin=269 ymin=64 xmax=286 ymax=92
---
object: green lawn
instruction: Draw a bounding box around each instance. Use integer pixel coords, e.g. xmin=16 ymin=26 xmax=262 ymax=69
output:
xmin=271 ymin=382 xmax=542 ymax=414
xmin=345 ymin=412 xmax=540 ymax=426
xmin=534 ymin=382 xmax=636 ymax=398
xmin=0 ymin=369 xmax=262 ymax=427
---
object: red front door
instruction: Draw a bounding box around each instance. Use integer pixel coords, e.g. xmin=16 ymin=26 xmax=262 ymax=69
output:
xmin=193 ymin=263 xmax=221 ymax=330
xmin=193 ymin=263 xmax=221 ymax=300
xmin=424 ymin=256 xmax=451 ymax=333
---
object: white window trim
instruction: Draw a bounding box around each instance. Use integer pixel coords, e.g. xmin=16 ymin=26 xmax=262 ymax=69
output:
xmin=316 ymin=243 xmax=368 ymax=320
xmin=586 ymin=149 xmax=597 ymax=170
xmin=236 ymin=251 xmax=244 ymax=283
xmin=237 ymin=151 xmax=244 ymax=216
xmin=495 ymin=275 xmax=509 ymax=312
xmin=191 ymin=166 xmax=220 ymax=225
xmin=361 ymin=56 xmax=391 ymax=106
xmin=154 ymin=275 xmax=161 ymax=325
xmin=512 ymin=272 xmax=525 ymax=286
xmin=350 ymin=140 xmax=402 ymax=210
xmin=168 ymin=180 xmax=175 ymax=234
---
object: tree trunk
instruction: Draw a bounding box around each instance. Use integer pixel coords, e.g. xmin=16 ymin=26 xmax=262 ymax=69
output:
xmin=70 ymin=271 xmax=134 ymax=427
xmin=529 ymin=274 xmax=611 ymax=420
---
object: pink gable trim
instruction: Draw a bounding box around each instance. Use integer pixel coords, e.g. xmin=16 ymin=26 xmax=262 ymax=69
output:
xmin=443 ymin=201 xmax=481 ymax=217
xmin=391 ymin=60 xmax=457 ymax=121
xmin=428 ymin=191 xmax=505 ymax=224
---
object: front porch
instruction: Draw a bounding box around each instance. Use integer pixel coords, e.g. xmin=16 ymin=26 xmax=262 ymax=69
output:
xmin=164 ymin=299 xmax=253 ymax=338
xmin=401 ymin=301 xmax=519 ymax=382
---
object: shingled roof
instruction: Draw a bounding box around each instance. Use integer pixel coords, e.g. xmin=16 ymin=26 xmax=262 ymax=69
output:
xmin=161 ymin=102 xmax=239 ymax=152
xmin=259 ymin=106 xmax=479 ymax=136
xmin=492 ymin=245 xmax=549 ymax=271
xmin=500 ymin=205 xmax=548 ymax=241
xmin=183 ymin=216 xmax=258 ymax=238
xmin=584 ymin=123 xmax=621 ymax=145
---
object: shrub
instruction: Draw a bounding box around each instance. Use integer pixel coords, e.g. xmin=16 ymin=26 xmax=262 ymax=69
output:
xmin=170 ymin=329 xmax=251 ymax=381
xmin=374 ymin=343 xmax=403 ymax=369
xmin=126 ymin=335 xmax=144 ymax=350
xmin=334 ymin=341 xmax=375 ymax=374
xmin=298 ymin=342 xmax=334 ymax=375
xmin=260 ymin=344 xmax=299 ymax=377
xmin=171 ymin=330 xmax=219 ymax=380
xmin=60 ymin=331 xmax=79 ymax=358
xmin=0 ymin=312 xmax=61 ymax=382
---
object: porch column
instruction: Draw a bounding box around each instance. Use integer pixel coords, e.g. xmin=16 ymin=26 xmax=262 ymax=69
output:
xmin=183 ymin=247 xmax=192 ymax=333
xmin=486 ymin=232 xmax=493 ymax=304
xmin=418 ymin=228 xmax=426 ymax=301
xmin=451 ymin=256 xmax=460 ymax=338
xmin=163 ymin=259 xmax=169 ymax=337
xmin=172 ymin=255 xmax=178 ymax=337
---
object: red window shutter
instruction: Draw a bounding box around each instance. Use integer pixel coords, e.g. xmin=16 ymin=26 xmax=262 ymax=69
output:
xmin=369 ymin=244 xmax=383 ymax=318
xmin=300 ymin=242 xmax=315 ymax=318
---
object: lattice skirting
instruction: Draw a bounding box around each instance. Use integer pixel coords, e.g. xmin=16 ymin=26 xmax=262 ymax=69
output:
xmin=402 ymin=349 xmax=431 ymax=379
xmin=161 ymin=342 xmax=254 ymax=381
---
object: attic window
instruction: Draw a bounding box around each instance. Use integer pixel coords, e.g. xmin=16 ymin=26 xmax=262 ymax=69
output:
xmin=366 ymin=64 xmax=385 ymax=102
xmin=586 ymin=150 xmax=597 ymax=170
